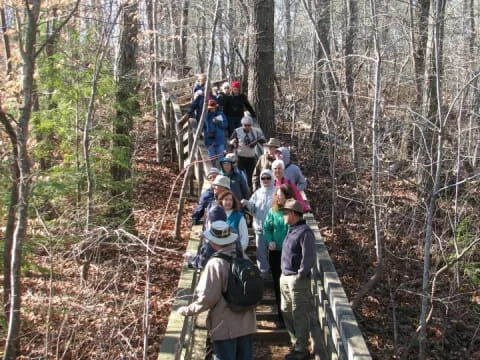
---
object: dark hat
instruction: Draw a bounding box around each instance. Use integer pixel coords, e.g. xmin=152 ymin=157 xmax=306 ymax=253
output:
xmin=203 ymin=221 xmax=238 ymax=245
xmin=208 ymin=205 xmax=227 ymax=222
xmin=207 ymin=99 xmax=217 ymax=109
xmin=282 ymin=199 xmax=304 ymax=215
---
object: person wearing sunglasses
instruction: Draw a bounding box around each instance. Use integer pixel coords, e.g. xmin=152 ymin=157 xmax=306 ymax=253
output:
xmin=241 ymin=169 xmax=275 ymax=277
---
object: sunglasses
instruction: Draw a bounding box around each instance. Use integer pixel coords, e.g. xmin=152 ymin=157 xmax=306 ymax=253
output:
xmin=261 ymin=177 xmax=272 ymax=180
xmin=244 ymin=124 xmax=252 ymax=127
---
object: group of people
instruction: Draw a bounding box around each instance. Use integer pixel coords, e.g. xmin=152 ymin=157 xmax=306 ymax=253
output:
xmin=187 ymin=75 xmax=262 ymax=171
xmin=177 ymin=77 xmax=319 ymax=360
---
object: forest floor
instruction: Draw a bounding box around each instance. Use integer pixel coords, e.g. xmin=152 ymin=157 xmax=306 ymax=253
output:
xmin=1 ymin=115 xmax=479 ymax=359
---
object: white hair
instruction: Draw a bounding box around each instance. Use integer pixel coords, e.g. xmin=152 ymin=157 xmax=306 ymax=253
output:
xmin=271 ymin=159 xmax=285 ymax=170
xmin=221 ymin=82 xmax=230 ymax=90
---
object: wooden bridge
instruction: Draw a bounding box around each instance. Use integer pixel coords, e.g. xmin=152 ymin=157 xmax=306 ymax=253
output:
xmin=156 ymin=77 xmax=372 ymax=360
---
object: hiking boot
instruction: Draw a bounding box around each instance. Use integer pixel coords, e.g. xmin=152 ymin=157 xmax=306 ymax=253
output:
xmin=285 ymin=350 xmax=310 ymax=360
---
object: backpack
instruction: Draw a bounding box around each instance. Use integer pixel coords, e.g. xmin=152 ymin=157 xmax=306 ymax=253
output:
xmin=212 ymin=252 xmax=264 ymax=312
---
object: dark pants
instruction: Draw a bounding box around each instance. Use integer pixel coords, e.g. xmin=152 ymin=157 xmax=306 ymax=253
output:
xmin=212 ymin=334 xmax=253 ymax=360
xmin=228 ymin=116 xmax=242 ymax=137
xmin=238 ymin=156 xmax=255 ymax=189
xmin=269 ymin=250 xmax=283 ymax=322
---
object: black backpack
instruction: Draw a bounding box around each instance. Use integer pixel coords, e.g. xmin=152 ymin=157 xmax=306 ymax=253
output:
xmin=213 ymin=252 xmax=264 ymax=312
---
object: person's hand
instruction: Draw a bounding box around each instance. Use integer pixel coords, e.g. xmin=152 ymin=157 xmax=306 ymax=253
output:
xmin=268 ymin=242 xmax=276 ymax=251
xmin=240 ymin=199 xmax=249 ymax=207
xmin=183 ymin=252 xmax=192 ymax=260
xmin=177 ymin=306 xmax=189 ymax=316
xmin=213 ymin=115 xmax=223 ymax=124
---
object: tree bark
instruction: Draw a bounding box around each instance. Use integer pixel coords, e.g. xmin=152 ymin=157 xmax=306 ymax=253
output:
xmin=110 ymin=4 xmax=139 ymax=228
xmin=284 ymin=0 xmax=293 ymax=77
xmin=248 ymin=0 xmax=275 ymax=138
xmin=0 ymin=7 xmax=12 ymax=75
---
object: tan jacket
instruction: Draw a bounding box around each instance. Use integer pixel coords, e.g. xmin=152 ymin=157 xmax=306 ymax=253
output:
xmin=252 ymin=154 xmax=274 ymax=191
xmin=182 ymin=244 xmax=257 ymax=341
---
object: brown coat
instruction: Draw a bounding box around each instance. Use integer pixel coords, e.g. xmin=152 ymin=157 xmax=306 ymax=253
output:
xmin=182 ymin=244 xmax=257 ymax=341
xmin=252 ymin=153 xmax=274 ymax=191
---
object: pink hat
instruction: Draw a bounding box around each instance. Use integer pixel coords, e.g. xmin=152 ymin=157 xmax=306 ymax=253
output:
xmin=231 ymin=81 xmax=241 ymax=89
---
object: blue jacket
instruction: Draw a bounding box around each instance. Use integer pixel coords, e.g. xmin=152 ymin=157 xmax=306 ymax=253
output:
xmin=222 ymin=168 xmax=250 ymax=201
xmin=192 ymin=187 xmax=215 ymax=224
xmin=204 ymin=110 xmax=228 ymax=146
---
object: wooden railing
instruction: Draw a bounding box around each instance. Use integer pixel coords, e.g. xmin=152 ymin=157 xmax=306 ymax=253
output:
xmin=157 ymin=77 xmax=372 ymax=360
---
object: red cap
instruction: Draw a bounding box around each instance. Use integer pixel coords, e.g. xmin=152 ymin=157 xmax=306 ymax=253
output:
xmin=231 ymin=81 xmax=241 ymax=89
xmin=207 ymin=99 xmax=217 ymax=109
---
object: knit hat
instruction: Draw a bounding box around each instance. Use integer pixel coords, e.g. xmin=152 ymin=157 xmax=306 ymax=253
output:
xmin=207 ymin=99 xmax=217 ymax=109
xmin=221 ymin=82 xmax=230 ymax=91
xmin=212 ymin=175 xmax=230 ymax=190
xmin=203 ymin=221 xmax=238 ymax=245
xmin=208 ymin=205 xmax=227 ymax=222
xmin=282 ymin=199 xmax=304 ymax=215
xmin=241 ymin=116 xmax=253 ymax=125
xmin=231 ymin=80 xmax=241 ymax=89
xmin=265 ymin=138 xmax=281 ymax=148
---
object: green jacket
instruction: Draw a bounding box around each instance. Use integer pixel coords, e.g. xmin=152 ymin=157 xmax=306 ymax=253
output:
xmin=263 ymin=208 xmax=288 ymax=250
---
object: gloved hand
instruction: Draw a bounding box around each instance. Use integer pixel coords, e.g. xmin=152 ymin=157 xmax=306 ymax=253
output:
xmin=177 ymin=306 xmax=189 ymax=316
xmin=213 ymin=115 xmax=223 ymax=124
xmin=240 ymin=199 xmax=249 ymax=207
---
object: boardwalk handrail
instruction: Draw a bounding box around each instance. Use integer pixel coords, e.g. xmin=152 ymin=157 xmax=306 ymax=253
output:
xmin=157 ymin=77 xmax=372 ymax=360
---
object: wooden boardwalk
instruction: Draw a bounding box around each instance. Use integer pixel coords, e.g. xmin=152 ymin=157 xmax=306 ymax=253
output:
xmin=157 ymin=77 xmax=372 ymax=360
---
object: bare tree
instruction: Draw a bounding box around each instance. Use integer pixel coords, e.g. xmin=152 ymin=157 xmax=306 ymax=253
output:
xmin=248 ymin=0 xmax=275 ymax=137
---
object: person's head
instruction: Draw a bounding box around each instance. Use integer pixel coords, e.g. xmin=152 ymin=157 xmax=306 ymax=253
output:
xmin=272 ymin=184 xmax=295 ymax=210
xmin=231 ymin=80 xmax=241 ymax=95
xmin=276 ymin=147 xmax=290 ymax=165
xmin=265 ymin=138 xmax=281 ymax=156
xmin=207 ymin=167 xmax=220 ymax=183
xmin=197 ymin=73 xmax=206 ymax=85
xmin=203 ymin=220 xmax=238 ymax=250
xmin=221 ymin=82 xmax=231 ymax=95
xmin=212 ymin=175 xmax=230 ymax=196
xmin=219 ymin=157 xmax=233 ymax=173
xmin=282 ymin=199 xmax=304 ymax=225
xmin=208 ymin=204 xmax=227 ymax=222
xmin=260 ymin=169 xmax=273 ymax=188
xmin=218 ymin=191 xmax=240 ymax=211
xmin=271 ymin=159 xmax=285 ymax=180
xmin=241 ymin=116 xmax=253 ymax=132
xmin=207 ymin=99 xmax=217 ymax=112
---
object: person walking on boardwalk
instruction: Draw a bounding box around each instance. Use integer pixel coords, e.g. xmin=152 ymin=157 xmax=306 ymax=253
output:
xmin=177 ymin=221 xmax=257 ymax=360
xmin=275 ymin=147 xmax=307 ymax=191
xmin=251 ymin=137 xmax=281 ymax=191
xmin=203 ymin=99 xmax=228 ymax=166
xmin=223 ymin=80 xmax=256 ymax=137
xmin=279 ymin=199 xmax=317 ymax=360
xmin=192 ymin=167 xmax=221 ymax=226
xmin=241 ymin=169 xmax=275 ymax=276
xmin=230 ymin=115 xmax=265 ymax=188
xmin=271 ymin=160 xmax=310 ymax=212
xmin=217 ymin=191 xmax=249 ymax=251
xmin=219 ymin=156 xmax=250 ymax=203
xmin=263 ymin=184 xmax=295 ymax=328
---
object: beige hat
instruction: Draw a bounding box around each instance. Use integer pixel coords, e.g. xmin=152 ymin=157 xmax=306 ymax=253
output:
xmin=203 ymin=221 xmax=238 ymax=245
xmin=208 ymin=167 xmax=221 ymax=176
xmin=212 ymin=175 xmax=230 ymax=190
xmin=282 ymin=199 xmax=304 ymax=215
xmin=265 ymin=138 xmax=281 ymax=148
xmin=197 ymin=73 xmax=206 ymax=80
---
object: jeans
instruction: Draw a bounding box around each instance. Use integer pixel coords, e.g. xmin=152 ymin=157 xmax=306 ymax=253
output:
xmin=255 ymin=232 xmax=270 ymax=273
xmin=207 ymin=143 xmax=225 ymax=167
xmin=212 ymin=334 xmax=253 ymax=360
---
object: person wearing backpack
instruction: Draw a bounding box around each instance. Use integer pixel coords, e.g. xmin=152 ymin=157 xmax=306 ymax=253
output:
xmin=177 ymin=221 xmax=257 ymax=360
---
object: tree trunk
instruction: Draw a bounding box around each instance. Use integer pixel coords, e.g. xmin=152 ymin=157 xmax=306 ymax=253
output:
xmin=0 ymin=7 xmax=12 ymax=75
xmin=248 ymin=0 xmax=275 ymax=138
xmin=4 ymin=2 xmax=40 ymax=357
xmin=284 ymin=0 xmax=293 ymax=77
xmin=345 ymin=0 xmax=359 ymax=169
xmin=180 ymin=0 xmax=189 ymax=65
xmin=110 ymin=4 xmax=139 ymax=229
